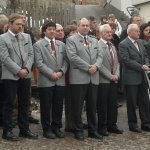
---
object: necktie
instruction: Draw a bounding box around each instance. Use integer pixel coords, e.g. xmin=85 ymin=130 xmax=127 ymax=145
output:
xmin=84 ymin=36 xmax=88 ymax=46
xmin=15 ymin=34 xmax=24 ymax=67
xmin=107 ymin=42 xmax=114 ymax=73
xmin=15 ymin=34 xmax=19 ymax=41
xmin=50 ymin=40 xmax=56 ymax=57
xmin=50 ymin=40 xmax=55 ymax=51
xmin=134 ymin=41 xmax=139 ymax=52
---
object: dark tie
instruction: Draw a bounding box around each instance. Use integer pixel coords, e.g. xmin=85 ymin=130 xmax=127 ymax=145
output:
xmin=107 ymin=42 xmax=114 ymax=73
xmin=84 ymin=36 xmax=88 ymax=46
xmin=15 ymin=34 xmax=19 ymax=41
xmin=50 ymin=40 xmax=55 ymax=51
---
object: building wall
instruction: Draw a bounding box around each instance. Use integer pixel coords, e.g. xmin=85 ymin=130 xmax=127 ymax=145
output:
xmin=132 ymin=0 xmax=148 ymax=5
xmin=110 ymin=0 xmax=133 ymax=17
xmin=0 ymin=0 xmax=6 ymax=6
xmin=135 ymin=2 xmax=150 ymax=22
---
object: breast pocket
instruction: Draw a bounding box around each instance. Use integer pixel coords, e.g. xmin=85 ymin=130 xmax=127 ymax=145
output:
xmin=90 ymin=47 xmax=98 ymax=60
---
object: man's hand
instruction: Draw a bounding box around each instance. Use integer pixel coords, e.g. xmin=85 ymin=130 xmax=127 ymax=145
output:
xmin=142 ymin=65 xmax=150 ymax=71
xmin=50 ymin=72 xmax=59 ymax=81
xmin=109 ymin=75 xmax=119 ymax=81
xmin=18 ymin=69 xmax=28 ymax=78
xmin=88 ymin=65 xmax=97 ymax=74
xmin=56 ymin=71 xmax=63 ymax=79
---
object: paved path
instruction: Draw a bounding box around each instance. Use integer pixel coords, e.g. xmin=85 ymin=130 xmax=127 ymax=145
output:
xmin=0 ymin=99 xmax=150 ymax=150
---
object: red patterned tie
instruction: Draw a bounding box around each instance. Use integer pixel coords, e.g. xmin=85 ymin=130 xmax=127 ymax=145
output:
xmin=50 ymin=40 xmax=55 ymax=51
xmin=50 ymin=40 xmax=56 ymax=57
xmin=107 ymin=42 xmax=114 ymax=73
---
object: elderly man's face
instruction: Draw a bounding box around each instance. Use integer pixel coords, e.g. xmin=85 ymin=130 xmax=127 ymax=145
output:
xmin=101 ymin=26 xmax=112 ymax=41
xmin=55 ymin=25 xmax=64 ymax=39
xmin=129 ymin=27 xmax=140 ymax=40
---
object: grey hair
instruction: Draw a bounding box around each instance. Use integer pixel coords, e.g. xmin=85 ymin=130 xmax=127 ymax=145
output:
xmin=99 ymin=24 xmax=111 ymax=33
xmin=127 ymin=24 xmax=139 ymax=34
xmin=0 ymin=14 xmax=8 ymax=23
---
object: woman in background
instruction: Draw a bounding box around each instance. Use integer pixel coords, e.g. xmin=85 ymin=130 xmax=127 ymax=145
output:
xmin=140 ymin=23 xmax=150 ymax=58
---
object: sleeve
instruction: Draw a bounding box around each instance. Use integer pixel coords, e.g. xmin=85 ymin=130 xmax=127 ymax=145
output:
xmin=0 ymin=36 xmax=21 ymax=75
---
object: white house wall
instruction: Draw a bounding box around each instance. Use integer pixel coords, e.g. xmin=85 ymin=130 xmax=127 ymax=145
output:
xmin=110 ymin=0 xmax=133 ymax=17
xmin=132 ymin=0 xmax=149 ymax=5
xmin=137 ymin=3 xmax=150 ymax=22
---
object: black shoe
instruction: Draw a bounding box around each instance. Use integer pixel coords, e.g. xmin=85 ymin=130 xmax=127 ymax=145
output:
xmin=129 ymin=127 xmax=142 ymax=133
xmin=43 ymin=131 xmax=56 ymax=139
xmin=108 ymin=127 xmax=123 ymax=134
xmin=98 ymin=130 xmax=109 ymax=136
xmin=19 ymin=130 xmax=38 ymax=139
xmin=53 ymin=129 xmax=65 ymax=138
xmin=74 ymin=132 xmax=84 ymax=141
xmin=29 ymin=116 xmax=39 ymax=124
xmin=141 ymin=126 xmax=150 ymax=132
xmin=117 ymin=103 xmax=123 ymax=108
xmin=88 ymin=131 xmax=103 ymax=139
xmin=2 ymin=131 xmax=19 ymax=141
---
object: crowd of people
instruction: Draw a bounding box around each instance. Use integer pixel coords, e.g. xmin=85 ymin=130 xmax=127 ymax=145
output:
xmin=0 ymin=12 xmax=149 ymax=142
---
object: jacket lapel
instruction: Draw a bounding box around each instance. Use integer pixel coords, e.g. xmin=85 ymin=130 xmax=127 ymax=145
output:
xmin=18 ymin=34 xmax=25 ymax=61
xmin=100 ymin=40 xmax=112 ymax=65
xmin=42 ymin=39 xmax=57 ymax=63
xmin=77 ymin=35 xmax=91 ymax=56
xmin=8 ymin=32 xmax=22 ymax=59
xmin=55 ymin=41 xmax=60 ymax=62
xmin=127 ymin=38 xmax=141 ymax=56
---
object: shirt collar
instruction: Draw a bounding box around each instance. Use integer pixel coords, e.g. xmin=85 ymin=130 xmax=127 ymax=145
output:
xmin=128 ymin=36 xmax=136 ymax=43
xmin=101 ymin=38 xmax=108 ymax=45
xmin=44 ymin=36 xmax=55 ymax=44
xmin=8 ymin=29 xmax=17 ymax=37
xmin=78 ymin=32 xmax=88 ymax=39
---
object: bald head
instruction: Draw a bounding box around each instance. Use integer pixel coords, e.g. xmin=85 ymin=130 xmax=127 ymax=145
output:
xmin=78 ymin=18 xmax=90 ymax=36
xmin=79 ymin=18 xmax=89 ymax=25
xmin=55 ymin=23 xmax=64 ymax=41
xmin=127 ymin=24 xmax=140 ymax=40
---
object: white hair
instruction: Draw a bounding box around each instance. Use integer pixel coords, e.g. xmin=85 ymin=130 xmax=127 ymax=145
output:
xmin=99 ymin=24 xmax=111 ymax=33
xmin=127 ymin=24 xmax=139 ymax=34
